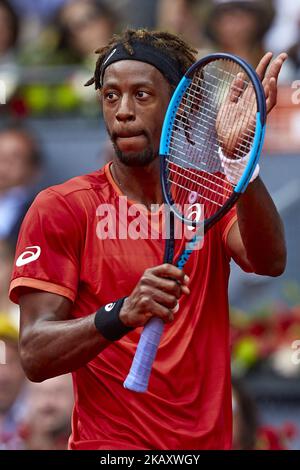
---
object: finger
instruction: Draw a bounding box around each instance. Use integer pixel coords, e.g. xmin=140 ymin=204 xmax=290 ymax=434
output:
xmin=262 ymin=52 xmax=288 ymax=86
xmin=229 ymin=73 xmax=245 ymax=103
xmin=266 ymin=77 xmax=277 ymax=113
xmin=171 ymin=302 xmax=180 ymax=314
xmin=144 ymin=274 xmax=189 ymax=298
xmin=180 ymin=285 xmax=190 ymax=296
xmin=151 ymin=287 xmax=179 ymax=310
xmin=255 ymin=52 xmax=273 ymax=82
xmin=147 ymin=299 xmax=175 ymax=324
xmin=138 ymin=295 xmax=173 ymax=323
xmin=242 ymin=80 xmax=256 ymax=106
xmin=152 ymin=264 xmax=190 ymax=285
xmin=264 ymin=83 xmax=270 ymax=101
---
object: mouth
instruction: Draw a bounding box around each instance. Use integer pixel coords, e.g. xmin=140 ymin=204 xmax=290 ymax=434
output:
xmin=114 ymin=131 xmax=148 ymax=152
xmin=115 ymin=130 xmax=145 ymax=139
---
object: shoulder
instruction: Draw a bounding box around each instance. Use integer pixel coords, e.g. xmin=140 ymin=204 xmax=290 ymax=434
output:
xmin=40 ymin=167 xmax=108 ymax=200
xmin=33 ymin=166 xmax=110 ymax=210
xmin=22 ymin=167 xmax=110 ymax=236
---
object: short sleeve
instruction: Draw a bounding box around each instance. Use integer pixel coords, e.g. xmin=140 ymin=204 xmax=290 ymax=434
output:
xmin=9 ymin=189 xmax=82 ymax=304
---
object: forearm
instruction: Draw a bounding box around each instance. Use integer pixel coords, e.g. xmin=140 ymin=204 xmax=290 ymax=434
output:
xmin=236 ymin=176 xmax=286 ymax=276
xmin=20 ymin=304 xmax=110 ymax=382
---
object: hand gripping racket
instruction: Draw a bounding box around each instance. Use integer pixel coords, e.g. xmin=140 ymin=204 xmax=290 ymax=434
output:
xmin=123 ymin=53 xmax=266 ymax=392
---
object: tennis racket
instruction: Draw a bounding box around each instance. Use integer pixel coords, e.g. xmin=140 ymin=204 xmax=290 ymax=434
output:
xmin=123 ymin=53 xmax=266 ymax=393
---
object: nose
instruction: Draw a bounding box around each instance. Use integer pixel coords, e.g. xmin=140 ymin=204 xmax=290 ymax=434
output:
xmin=116 ymin=95 xmax=135 ymax=122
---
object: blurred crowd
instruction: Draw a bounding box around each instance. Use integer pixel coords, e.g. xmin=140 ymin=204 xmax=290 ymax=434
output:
xmin=0 ymin=0 xmax=299 ymax=116
xmin=0 ymin=0 xmax=300 ymax=450
xmin=0 ymin=313 xmax=73 ymax=449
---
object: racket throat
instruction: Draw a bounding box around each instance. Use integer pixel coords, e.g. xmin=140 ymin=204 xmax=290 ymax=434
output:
xmin=176 ymin=233 xmax=203 ymax=269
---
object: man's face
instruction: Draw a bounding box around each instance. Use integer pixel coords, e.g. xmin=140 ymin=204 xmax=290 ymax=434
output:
xmin=60 ymin=0 xmax=114 ymax=57
xmin=27 ymin=375 xmax=73 ymax=435
xmin=215 ymin=8 xmax=258 ymax=46
xmin=101 ymin=60 xmax=172 ymax=167
xmin=0 ymin=132 xmax=34 ymax=192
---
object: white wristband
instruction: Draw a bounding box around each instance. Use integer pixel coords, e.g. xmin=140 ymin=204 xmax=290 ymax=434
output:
xmin=218 ymin=148 xmax=259 ymax=186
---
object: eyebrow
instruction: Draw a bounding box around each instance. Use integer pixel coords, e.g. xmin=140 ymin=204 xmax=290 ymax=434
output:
xmin=102 ymin=79 xmax=155 ymax=89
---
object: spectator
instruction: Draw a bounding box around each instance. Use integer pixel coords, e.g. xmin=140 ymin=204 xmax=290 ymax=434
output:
xmin=0 ymin=0 xmax=19 ymax=61
xmin=120 ymin=0 xmax=157 ymax=29
xmin=56 ymin=0 xmax=119 ymax=64
xmin=18 ymin=1 xmax=119 ymax=115
xmin=156 ymin=0 xmax=212 ymax=54
xmin=8 ymin=1 xmax=68 ymax=63
xmin=9 ymin=0 xmax=67 ymax=23
xmin=0 ymin=128 xmax=42 ymax=245
xmin=0 ymin=314 xmax=27 ymax=449
xmin=20 ymin=0 xmax=119 ymax=68
xmin=21 ymin=374 xmax=74 ymax=450
xmin=205 ymin=0 xmax=275 ymax=68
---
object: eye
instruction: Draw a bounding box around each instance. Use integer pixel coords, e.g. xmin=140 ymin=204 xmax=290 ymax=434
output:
xmin=136 ymin=90 xmax=150 ymax=100
xmin=104 ymin=91 xmax=118 ymax=102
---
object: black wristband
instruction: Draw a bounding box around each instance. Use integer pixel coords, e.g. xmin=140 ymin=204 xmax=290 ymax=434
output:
xmin=94 ymin=297 xmax=133 ymax=341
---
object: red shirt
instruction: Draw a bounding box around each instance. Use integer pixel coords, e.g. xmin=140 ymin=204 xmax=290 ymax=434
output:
xmin=10 ymin=163 xmax=237 ymax=450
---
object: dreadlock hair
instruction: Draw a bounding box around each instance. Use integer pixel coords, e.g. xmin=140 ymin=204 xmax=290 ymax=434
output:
xmin=85 ymin=28 xmax=197 ymax=90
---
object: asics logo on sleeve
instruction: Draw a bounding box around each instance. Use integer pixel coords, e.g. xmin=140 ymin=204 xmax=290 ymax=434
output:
xmin=16 ymin=246 xmax=41 ymax=267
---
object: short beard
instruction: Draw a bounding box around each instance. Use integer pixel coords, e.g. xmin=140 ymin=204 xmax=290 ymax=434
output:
xmin=108 ymin=126 xmax=156 ymax=167
xmin=112 ymin=142 xmax=156 ymax=167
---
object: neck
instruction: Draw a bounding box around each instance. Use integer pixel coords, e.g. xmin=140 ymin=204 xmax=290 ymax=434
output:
xmin=110 ymin=157 xmax=163 ymax=208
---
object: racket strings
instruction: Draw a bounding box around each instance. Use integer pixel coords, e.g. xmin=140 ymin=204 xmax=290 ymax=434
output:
xmin=214 ymin=63 xmax=256 ymax=162
xmin=176 ymin=71 xmax=257 ymax=158
xmin=166 ymin=154 xmax=232 ymax=195
xmin=166 ymin=59 xmax=258 ymax=219
xmin=166 ymin=174 xmax=224 ymax=208
xmin=172 ymin=70 xmax=226 ymax=216
xmin=172 ymin=111 xmax=256 ymax=158
xmin=178 ymin=81 xmax=257 ymax=142
xmin=167 ymin=165 xmax=227 ymax=206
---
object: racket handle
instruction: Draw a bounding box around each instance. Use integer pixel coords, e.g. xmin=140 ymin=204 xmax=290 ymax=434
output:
xmin=123 ymin=317 xmax=164 ymax=392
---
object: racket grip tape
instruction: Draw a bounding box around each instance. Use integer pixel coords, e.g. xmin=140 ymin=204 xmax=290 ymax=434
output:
xmin=123 ymin=317 xmax=164 ymax=392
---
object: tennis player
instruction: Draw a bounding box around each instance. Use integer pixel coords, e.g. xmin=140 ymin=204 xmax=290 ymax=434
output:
xmin=9 ymin=30 xmax=287 ymax=450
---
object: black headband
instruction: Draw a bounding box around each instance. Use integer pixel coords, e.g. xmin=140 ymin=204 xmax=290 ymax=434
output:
xmin=100 ymin=40 xmax=183 ymax=87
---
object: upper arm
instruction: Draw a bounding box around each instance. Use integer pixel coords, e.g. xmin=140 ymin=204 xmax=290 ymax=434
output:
xmin=226 ymin=220 xmax=254 ymax=273
xmin=9 ymin=189 xmax=82 ymax=305
xmin=19 ymin=291 xmax=73 ymax=343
